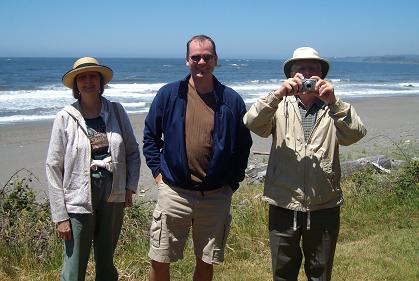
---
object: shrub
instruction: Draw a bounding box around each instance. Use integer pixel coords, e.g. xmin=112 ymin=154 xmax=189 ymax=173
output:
xmin=393 ymin=160 xmax=419 ymax=201
xmin=0 ymin=169 xmax=60 ymax=270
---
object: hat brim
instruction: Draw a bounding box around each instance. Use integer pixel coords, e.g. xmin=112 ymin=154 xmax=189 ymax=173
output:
xmin=62 ymin=65 xmax=113 ymax=88
xmin=283 ymin=58 xmax=329 ymax=79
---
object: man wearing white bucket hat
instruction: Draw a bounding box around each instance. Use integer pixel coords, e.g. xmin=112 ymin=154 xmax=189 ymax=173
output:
xmin=244 ymin=47 xmax=366 ymax=281
xmin=46 ymin=57 xmax=141 ymax=281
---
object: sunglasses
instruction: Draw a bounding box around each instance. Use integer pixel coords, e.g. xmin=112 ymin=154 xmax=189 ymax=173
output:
xmin=189 ymin=54 xmax=214 ymax=63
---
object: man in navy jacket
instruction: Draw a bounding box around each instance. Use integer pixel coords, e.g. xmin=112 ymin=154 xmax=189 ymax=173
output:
xmin=143 ymin=35 xmax=252 ymax=281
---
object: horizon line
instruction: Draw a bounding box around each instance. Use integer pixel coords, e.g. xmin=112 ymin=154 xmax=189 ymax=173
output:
xmin=2 ymin=54 xmax=419 ymax=60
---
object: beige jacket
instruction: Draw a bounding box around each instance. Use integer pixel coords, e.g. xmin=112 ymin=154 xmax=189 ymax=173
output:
xmin=244 ymin=93 xmax=366 ymax=212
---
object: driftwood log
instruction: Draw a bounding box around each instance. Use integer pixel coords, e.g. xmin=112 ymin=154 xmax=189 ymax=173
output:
xmin=340 ymin=155 xmax=404 ymax=177
xmin=246 ymin=154 xmax=405 ymax=182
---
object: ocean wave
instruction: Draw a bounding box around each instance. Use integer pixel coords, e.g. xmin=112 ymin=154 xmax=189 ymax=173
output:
xmin=0 ymin=106 xmax=64 ymax=115
xmin=228 ymin=63 xmax=248 ymax=67
xmin=108 ymin=83 xmax=165 ymax=91
xmin=121 ymin=102 xmax=148 ymax=108
xmin=1 ymin=80 xmax=419 ymax=124
xmin=229 ymin=84 xmax=278 ymax=91
xmin=125 ymin=109 xmax=149 ymax=114
xmin=0 ymin=89 xmax=70 ymax=100
xmin=399 ymin=82 xmax=419 ymax=87
xmin=336 ymin=88 xmax=419 ymax=96
xmin=0 ymin=114 xmax=56 ymax=124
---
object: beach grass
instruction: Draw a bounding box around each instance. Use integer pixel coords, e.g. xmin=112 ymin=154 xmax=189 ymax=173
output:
xmin=0 ymin=160 xmax=418 ymax=281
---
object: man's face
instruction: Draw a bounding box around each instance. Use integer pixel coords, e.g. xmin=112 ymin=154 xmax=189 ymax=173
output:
xmin=186 ymin=39 xmax=217 ymax=79
xmin=290 ymin=60 xmax=322 ymax=79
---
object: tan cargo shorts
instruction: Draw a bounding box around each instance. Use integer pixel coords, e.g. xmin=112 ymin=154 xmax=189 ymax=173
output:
xmin=148 ymin=182 xmax=233 ymax=264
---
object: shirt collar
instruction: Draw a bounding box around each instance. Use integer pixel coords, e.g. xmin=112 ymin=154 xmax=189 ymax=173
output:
xmin=295 ymin=96 xmax=325 ymax=118
xmin=296 ymin=96 xmax=325 ymax=111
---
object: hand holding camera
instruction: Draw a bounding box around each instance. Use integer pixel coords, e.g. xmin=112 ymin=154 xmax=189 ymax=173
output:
xmin=306 ymin=75 xmax=337 ymax=105
xmin=274 ymin=74 xmax=336 ymax=105
xmin=275 ymin=74 xmax=317 ymax=98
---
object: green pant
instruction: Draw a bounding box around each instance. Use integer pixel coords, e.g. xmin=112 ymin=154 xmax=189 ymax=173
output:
xmin=269 ymin=205 xmax=340 ymax=281
xmin=61 ymin=171 xmax=124 ymax=281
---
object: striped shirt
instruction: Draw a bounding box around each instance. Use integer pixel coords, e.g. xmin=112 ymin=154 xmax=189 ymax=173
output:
xmin=297 ymin=97 xmax=325 ymax=142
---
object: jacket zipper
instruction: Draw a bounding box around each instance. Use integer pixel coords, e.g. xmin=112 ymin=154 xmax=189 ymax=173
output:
xmin=302 ymin=107 xmax=327 ymax=211
xmin=78 ymin=118 xmax=93 ymax=213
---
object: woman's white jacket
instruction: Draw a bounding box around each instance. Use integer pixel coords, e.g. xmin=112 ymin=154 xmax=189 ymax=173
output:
xmin=46 ymin=97 xmax=140 ymax=223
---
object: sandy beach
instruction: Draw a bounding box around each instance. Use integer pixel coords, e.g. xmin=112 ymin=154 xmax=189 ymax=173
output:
xmin=0 ymin=95 xmax=418 ymax=201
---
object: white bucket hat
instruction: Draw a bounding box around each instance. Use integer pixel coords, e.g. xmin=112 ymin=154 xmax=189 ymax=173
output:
xmin=62 ymin=57 xmax=113 ymax=88
xmin=283 ymin=47 xmax=329 ymax=79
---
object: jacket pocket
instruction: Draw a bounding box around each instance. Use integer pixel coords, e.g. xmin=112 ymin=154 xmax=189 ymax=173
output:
xmin=212 ymin=213 xmax=232 ymax=262
xmin=150 ymin=209 xmax=163 ymax=248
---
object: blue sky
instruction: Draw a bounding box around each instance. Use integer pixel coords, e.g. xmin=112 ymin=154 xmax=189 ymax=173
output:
xmin=1 ymin=0 xmax=418 ymax=59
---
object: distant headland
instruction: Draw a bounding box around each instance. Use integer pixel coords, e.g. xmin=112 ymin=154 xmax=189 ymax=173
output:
xmin=329 ymin=55 xmax=419 ymax=64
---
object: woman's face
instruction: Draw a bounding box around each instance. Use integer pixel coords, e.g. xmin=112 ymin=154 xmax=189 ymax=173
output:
xmin=75 ymin=71 xmax=101 ymax=97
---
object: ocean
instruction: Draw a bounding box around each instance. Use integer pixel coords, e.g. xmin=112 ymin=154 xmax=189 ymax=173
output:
xmin=1 ymin=57 xmax=419 ymax=124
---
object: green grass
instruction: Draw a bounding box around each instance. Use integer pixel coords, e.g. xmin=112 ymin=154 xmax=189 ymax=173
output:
xmin=1 ymin=160 xmax=418 ymax=281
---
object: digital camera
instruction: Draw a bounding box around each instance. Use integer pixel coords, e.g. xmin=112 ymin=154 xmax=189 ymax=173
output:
xmin=300 ymin=79 xmax=316 ymax=92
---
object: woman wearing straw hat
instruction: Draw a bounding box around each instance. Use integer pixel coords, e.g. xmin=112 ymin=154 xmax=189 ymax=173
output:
xmin=46 ymin=57 xmax=141 ymax=281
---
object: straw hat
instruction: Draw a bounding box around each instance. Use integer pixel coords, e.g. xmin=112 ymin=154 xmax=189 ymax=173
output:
xmin=283 ymin=47 xmax=329 ymax=79
xmin=62 ymin=57 xmax=113 ymax=88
